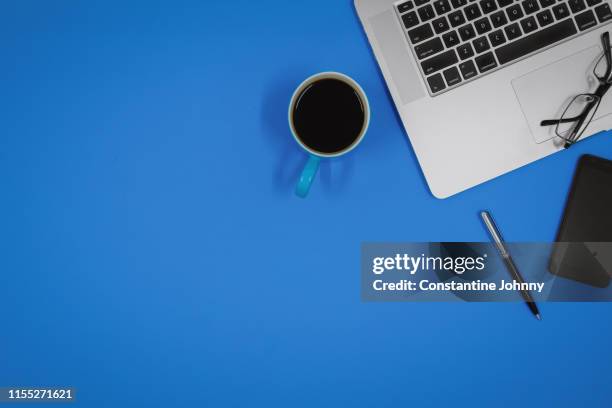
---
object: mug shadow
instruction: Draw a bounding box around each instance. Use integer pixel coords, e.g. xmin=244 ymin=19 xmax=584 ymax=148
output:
xmin=320 ymin=155 xmax=355 ymax=194
xmin=261 ymin=68 xmax=358 ymax=197
xmin=260 ymin=69 xmax=310 ymax=195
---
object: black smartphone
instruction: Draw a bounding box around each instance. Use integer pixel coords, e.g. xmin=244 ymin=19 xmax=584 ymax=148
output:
xmin=549 ymin=154 xmax=612 ymax=288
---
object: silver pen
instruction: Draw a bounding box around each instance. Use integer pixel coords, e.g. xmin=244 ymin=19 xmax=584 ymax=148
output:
xmin=480 ymin=211 xmax=541 ymax=321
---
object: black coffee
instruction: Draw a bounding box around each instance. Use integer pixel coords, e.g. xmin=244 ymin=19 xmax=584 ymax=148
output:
xmin=292 ymin=78 xmax=365 ymax=155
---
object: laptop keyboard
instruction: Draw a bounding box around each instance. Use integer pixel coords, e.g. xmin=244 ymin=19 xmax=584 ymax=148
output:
xmin=395 ymin=0 xmax=612 ymax=95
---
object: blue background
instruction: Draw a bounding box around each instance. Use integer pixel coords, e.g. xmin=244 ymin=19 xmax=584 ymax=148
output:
xmin=1 ymin=1 xmax=612 ymax=406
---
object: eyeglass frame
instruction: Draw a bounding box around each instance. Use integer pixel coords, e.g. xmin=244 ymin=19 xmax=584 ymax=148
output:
xmin=540 ymin=31 xmax=612 ymax=148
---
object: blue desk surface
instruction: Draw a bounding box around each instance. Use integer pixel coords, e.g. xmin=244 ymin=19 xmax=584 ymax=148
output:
xmin=1 ymin=1 xmax=612 ymax=407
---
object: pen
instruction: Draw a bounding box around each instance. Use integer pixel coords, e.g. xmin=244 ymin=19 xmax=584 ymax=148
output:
xmin=480 ymin=211 xmax=542 ymax=321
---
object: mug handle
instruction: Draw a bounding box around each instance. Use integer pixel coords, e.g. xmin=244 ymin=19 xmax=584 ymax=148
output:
xmin=295 ymin=155 xmax=321 ymax=198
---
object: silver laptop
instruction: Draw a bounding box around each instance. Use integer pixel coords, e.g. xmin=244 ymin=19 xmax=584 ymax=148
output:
xmin=355 ymin=0 xmax=612 ymax=198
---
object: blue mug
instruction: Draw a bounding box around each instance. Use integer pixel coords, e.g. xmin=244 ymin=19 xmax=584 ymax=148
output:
xmin=288 ymin=72 xmax=370 ymax=198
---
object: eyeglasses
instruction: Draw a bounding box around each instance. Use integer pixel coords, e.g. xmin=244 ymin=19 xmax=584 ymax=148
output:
xmin=540 ymin=31 xmax=612 ymax=148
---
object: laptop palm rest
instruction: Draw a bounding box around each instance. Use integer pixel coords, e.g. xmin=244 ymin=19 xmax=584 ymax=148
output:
xmin=512 ymin=45 xmax=612 ymax=144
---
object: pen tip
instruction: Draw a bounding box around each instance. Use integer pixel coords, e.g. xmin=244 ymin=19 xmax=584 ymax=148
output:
xmin=536 ymin=314 xmax=542 ymax=321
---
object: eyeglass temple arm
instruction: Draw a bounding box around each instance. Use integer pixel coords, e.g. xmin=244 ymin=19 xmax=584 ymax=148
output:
xmin=540 ymin=115 xmax=583 ymax=126
xmin=540 ymin=116 xmax=580 ymax=126
xmin=602 ymin=32 xmax=612 ymax=81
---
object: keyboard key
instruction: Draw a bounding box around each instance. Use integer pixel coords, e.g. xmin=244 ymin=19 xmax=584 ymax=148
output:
xmin=465 ymin=4 xmax=483 ymax=19
xmin=475 ymin=17 xmax=493 ymax=33
xmin=480 ymin=0 xmax=498 ymax=13
xmin=457 ymin=43 xmax=476 ymax=59
xmin=489 ymin=29 xmax=507 ymax=45
xmin=505 ymin=22 xmax=522 ymax=39
xmin=507 ymin=4 xmax=525 ymax=21
xmin=402 ymin=11 xmax=420 ymax=29
xmin=434 ymin=0 xmax=452 ymax=14
xmin=398 ymin=1 xmax=415 ymax=13
xmin=473 ymin=36 xmax=491 ymax=52
xmin=575 ymin=9 xmax=597 ymax=30
xmin=443 ymin=66 xmax=462 ymax=85
xmin=458 ymin=23 xmax=477 ymax=40
xmin=553 ymin=3 xmax=570 ymax=19
xmin=419 ymin=4 xmax=437 ymax=21
xmin=433 ymin=16 xmax=451 ymax=32
xmin=415 ymin=37 xmax=445 ymax=58
xmin=408 ymin=23 xmax=435 ymax=43
xmin=522 ymin=0 xmax=540 ymax=14
xmin=449 ymin=10 xmax=467 ymax=26
xmin=539 ymin=0 xmax=556 ymax=7
xmin=442 ymin=30 xmax=461 ymax=46
xmin=587 ymin=0 xmax=603 ymax=6
xmin=427 ymin=73 xmax=446 ymax=93
xmin=459 ymin=60 xmax=478 ymax=78
xmin=415 ymin=0 xmax=429 ymax=6
xmin=451 ymin=0 xmax=468 ymax=7
xmin=537 ymin=9 xmax=554 ymax=26
xmin=491 ymin=11 xmax=508 ymax=27
xmin=568 ymin=0 xmax=586 ymax=14
xmin=422 ymin=49 xmax=459 ymax=74
xmin=496 ymin=18 xmax=577 ymax=64
xmin=595 ymin=3 xmax=612 ymax=22
xmin=521 ymin=16 xmax=538 ymax=33
xmin=498 ymin=0 xmax=513 ymax=7
xmin=475 ymin=51 xmax=498 ymax=72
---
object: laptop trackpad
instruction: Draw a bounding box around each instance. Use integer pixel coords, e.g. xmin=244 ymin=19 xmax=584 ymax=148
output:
xmin=512 ymin=45 xmax=612 ymax=144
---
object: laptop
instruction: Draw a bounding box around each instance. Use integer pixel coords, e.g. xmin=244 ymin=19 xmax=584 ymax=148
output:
xmin=355 ymin=0 xmax=612 ymax=198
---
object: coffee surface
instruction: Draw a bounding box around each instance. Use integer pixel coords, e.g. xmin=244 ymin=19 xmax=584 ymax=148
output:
xmin=292 ymin=79 xmax=365 ymax=154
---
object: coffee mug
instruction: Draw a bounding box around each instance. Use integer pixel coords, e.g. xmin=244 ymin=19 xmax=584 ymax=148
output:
xmin=288 ymin=72 xmax=370 ymax=198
